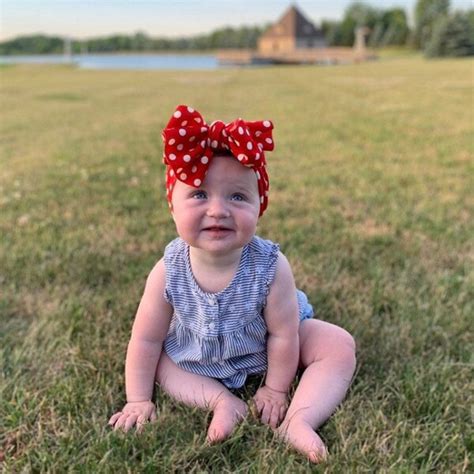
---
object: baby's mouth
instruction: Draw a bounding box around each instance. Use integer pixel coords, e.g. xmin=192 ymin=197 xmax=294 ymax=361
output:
xmin=203 ymin=226 xmax=233 ymax=232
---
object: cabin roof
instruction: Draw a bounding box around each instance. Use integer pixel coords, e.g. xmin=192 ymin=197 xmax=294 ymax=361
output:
xmin=260 ymin=4 xmax=324 ymax=40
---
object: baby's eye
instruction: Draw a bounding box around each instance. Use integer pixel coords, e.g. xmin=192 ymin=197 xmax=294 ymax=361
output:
xmin=231 ymin=193 xmax=246 ymax=202
xmin=192 ymin=190 xmax=207 ymax=199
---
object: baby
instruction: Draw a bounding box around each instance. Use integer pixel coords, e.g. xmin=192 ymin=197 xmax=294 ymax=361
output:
xmin=108 ymin=105 xmax=356 ymax=463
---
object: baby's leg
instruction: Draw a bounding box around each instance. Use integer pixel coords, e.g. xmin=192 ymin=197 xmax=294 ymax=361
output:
xmin=278 ymin=319 xmax=356 ymax=463
xmin=156 ymin=352 xmax=247 ymax=442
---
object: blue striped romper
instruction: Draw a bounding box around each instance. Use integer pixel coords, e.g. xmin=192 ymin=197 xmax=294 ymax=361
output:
xmin=163 ymin=236 xmax=314 ymax=389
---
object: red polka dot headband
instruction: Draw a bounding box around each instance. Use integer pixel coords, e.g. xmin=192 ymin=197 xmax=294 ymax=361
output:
xmin=162 ymin=105 xmax=274 ymax=216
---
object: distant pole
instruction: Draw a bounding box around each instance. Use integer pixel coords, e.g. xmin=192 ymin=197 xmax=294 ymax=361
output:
xmin=64 ymin=36 xmax=73 ymax=63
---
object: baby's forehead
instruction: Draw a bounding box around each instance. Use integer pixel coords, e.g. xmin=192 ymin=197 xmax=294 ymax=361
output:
xmin=207 ymin=155 xmax=258 ymax=185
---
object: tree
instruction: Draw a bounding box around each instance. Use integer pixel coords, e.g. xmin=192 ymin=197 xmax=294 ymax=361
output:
xmin=380 ymin=8 xmax=410 ymax=45
xmin=339 ymin=2 xmax=379 ymax=46
xmin=415 ymin=0 xmax=450 ymax=48
xmin=131 ymin=32 xmax=151 ymax=51
xmin=321 ymin=20 xmax=343 ymax=46
xmin=322 ymin=2 xmax=410 ymax=47
xmin=425 ymin=10 xmax=474 ymax=56
xmin=0 ymin=35 xmax=64 ymax=54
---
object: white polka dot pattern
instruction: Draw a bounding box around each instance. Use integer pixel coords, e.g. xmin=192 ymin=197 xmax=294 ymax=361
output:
xmin=161 ymin=104 xmax=274 ymax=216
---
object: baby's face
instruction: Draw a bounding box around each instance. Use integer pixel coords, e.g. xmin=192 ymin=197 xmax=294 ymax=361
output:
xmin=171 ymin=155 xmax=260 ymax=256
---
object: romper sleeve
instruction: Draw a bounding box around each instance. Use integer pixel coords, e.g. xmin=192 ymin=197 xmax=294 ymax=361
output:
xmin=253 ymin=237 xmax=280 ymax=308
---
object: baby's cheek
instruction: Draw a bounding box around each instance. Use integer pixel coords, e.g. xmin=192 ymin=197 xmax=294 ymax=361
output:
xmin=244 ymin=213 xmax=259 ymax=235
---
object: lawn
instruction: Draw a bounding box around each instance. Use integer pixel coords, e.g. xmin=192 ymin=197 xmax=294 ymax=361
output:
xmin=1 ymin=57 xmax=472 ymax=472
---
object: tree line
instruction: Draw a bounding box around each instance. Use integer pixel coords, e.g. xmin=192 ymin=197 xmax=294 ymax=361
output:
xmin=0 ymin=26 xmax=265 ymax=55
xmin=1 ymin=1 xmax=472 ymax=57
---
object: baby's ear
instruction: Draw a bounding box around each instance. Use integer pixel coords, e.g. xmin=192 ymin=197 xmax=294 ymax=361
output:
xmin=167 ymin=200 xmax=174 ymax=215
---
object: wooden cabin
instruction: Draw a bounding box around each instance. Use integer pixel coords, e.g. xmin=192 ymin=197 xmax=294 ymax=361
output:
xmin=217 ymin=4 xmax=375 ymax=66
xmin=258 ymin=4 xmax=326 ymax=54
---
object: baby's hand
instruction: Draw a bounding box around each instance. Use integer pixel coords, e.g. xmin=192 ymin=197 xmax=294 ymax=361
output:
xmin=252 ymin=385 xmax=288 ymax=428
xmin=108 ymin=401 xmax=157 ymax=433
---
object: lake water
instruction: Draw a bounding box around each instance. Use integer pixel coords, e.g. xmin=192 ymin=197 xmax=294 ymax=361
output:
xmin=0 ymin=53 xmax=220 ymax=70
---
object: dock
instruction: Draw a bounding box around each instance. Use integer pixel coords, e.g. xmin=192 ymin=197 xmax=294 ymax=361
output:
xmin=216 ymin=48 xmax=377 ymax=66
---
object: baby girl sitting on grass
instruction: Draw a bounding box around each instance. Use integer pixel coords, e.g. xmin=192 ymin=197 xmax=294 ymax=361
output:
xmin=108 ymin=105 xmax=356 ymax=463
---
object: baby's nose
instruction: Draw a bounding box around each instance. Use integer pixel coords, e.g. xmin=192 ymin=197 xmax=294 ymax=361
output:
xmin=206 ymin=197 xmax=230 ymax=218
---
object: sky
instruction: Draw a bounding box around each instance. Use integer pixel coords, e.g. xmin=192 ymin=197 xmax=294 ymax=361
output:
xmin=1 ymin=0 xmax=472 ymax=41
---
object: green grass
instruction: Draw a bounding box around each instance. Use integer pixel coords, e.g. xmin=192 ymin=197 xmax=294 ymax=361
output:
xmin=1 ymin=57 xmax=473 ymax=472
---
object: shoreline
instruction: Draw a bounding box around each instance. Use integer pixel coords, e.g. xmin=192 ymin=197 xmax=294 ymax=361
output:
xmin=0 ymin=49 xmax=243 ymax=57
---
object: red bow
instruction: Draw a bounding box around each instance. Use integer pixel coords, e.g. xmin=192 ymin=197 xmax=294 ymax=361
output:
xmin=162 ymin=105 xmax=274 ymax=216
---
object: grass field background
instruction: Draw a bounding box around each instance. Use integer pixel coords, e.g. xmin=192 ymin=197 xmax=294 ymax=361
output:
xmin=1 ymin=57 xmax=473 ymax=472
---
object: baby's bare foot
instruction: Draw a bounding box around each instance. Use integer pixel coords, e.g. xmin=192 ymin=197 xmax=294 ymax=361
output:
xmin=206 ymin=397 xmax=248 ymax=443
xmin=277 ymin=419 xmax=328 ymax=463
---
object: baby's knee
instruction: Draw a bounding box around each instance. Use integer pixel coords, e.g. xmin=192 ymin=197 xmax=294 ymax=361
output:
xmin=331 ymin=326 xmax=357 ymax=370
xmin=337 ymin=327 xmax=356 ymax=354
xmin=318 ymin=324 xmax=356 ymax=368
xmin=300 ymin=320 xmax=356 ymax=369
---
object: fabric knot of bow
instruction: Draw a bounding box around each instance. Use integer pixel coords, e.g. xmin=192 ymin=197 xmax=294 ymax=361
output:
xmin=162 ymin=104 xmax=274 ymax=216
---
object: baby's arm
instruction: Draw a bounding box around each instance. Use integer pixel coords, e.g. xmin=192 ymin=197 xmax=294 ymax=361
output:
xmin=108 ymin=258 xmax=173 ymax=432
xmin=253 ymin=252 xmax=300 ymax=428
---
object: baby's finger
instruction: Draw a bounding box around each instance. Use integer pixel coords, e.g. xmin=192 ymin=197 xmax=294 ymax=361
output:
xmin=123 ymin=414 xmax=138 ymax=432
xmin=113 ymin=413 xmax=129 ymax=431
xmin=269 ymin=406 xmax=281 ymax=429
xmin=150 ymin=410 xmax=157 ymax=423
xmin=108 ymin=412 xmax=122 ymax=426
xmin=136 ymin=415 xmax=149 ymax=433
xmin=260 ymin=403 xmax=272 ymax=425
xmin=253 ymin=397 xmax=264 ymax=414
